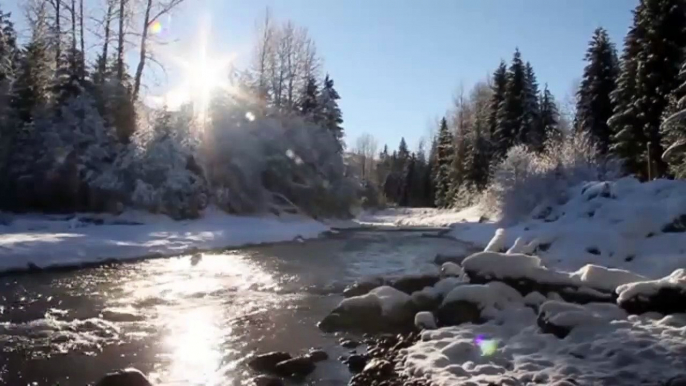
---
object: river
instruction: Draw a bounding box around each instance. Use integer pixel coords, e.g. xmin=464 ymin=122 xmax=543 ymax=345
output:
xmin=0 ymin=229 xmax=467 ymax=386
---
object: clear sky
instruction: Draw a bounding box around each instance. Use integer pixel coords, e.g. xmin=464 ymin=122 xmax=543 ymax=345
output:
xmin=5 ymin=0 xmax=638 ymax=151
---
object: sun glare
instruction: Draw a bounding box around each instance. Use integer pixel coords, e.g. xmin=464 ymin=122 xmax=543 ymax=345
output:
xmin=160 ymin=17 xmax=236 ymax=124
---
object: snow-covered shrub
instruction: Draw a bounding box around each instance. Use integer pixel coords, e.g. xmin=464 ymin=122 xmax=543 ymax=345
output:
xmin=205 ymin=93 xmax=356 ymax=217
xmin=483 ymin=132 xmax=621 ymax=223
xmin=96 ymin=108 xmax=207 ymax=219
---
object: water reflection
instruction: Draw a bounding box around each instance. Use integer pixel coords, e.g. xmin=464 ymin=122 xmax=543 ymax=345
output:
xmin=153 ymin=306 xmax=225 ymax=385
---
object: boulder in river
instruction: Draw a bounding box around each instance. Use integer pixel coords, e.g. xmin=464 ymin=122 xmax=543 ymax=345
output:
xmin=616 ymin=269 xmax=686 ymax=315
xmin=96 ymin=368 xmax=152 ymax=386
xmin=248 ymin=352 xmax=292 ymax=373
xmin=274 ymin=356 xmax=316 ymax=377
xmin=319 ymin=286 xmax=416 ymax=333
xmin=343 ymin=277 xmax=385 ymax=297
xmin=390 ymin=274 xmax=440 ymax=294
xmin=345 ymin=354 xmax=368 ymax=373
xmin=435 ymin=300 xmax=481 ymax=326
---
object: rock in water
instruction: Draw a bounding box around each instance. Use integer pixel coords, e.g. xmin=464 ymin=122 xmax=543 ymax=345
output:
xmin=306 ymin=349 xmax=328 ymax=362
xmin=436 ymin=300 xmax=482 ymax=326
xmin=274 ymin=356 xmax=316 ymax=377
xmin=250 ymin=375 xmax=284 ymax=386
xmin=345 ymin=354 xmax=368 ymax=373
xmin=391 ymin=274 xmax=440 ymax=294
xmin=248 ymin=352 xmax=292 ymax=373
xmin=414 ymin=311 xmax=437 ymax=330
xmin=96 ymin=368 xmax=152 ymax=386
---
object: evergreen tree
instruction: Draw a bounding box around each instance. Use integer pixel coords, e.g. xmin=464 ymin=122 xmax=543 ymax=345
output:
xmin=469 ymin=103 xmax=491 ymax=189
xmin=424 ymin=137 xmax=437 ymax=207
xmin=609 ymin=4 xmax=645 ymax=175
xmin=661 ymin=60 xmax=686 ymax=177
xmin=397 ymin=137 xmax=410 ymax=167
xmin=522 ymin=61 xmax=541 ymax=148
xmin=610 ymin=0 xmax=686 ymax=178
xmin=488 ymin=61 xmax=508 ymax=139
xmin=318 ymin=74 xmax=344 ymax=151
xmin=434 ymin=117 xmax=454 ymax=208
xmin=494 ymin=49 xmax=526 ymax=160
xmin=539 ymin=85 xmax=561 ymax=149
xmin=576 ymin=27 xmax=619 ymax=154
xmin=299 ymin=76 xmax=318 ymax=117
xmin=0 ymin=7 xmax=18 ymax=84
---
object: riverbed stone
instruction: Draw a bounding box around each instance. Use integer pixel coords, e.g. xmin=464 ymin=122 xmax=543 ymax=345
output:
xmin=435 ymin=300 xmax=482 ymax=326
xmin=345 ymin=354 xmax=368 ymax=373
xmin=248 ymin=352 xmax=292 ymax=373
xmin=274 ymin=356 xmax=316 ymax=377
xmin=305 ymin=348 xmax=328 ymax=362
xmin=250 ymin=375 xmax=284 ymax=386
xmin=340 ymin=339 xmax=360 ymax=348
xmin=343 ymin=278 xmax=385 ymax=297
xmin=390 ymin=274 xmax=440 ymax=294
xmin=96 ymin=368 xmax=152 ymax=386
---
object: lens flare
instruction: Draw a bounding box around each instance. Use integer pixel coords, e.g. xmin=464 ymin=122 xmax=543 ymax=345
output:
xmin=475 ymin=334 xmax=498 ymax=356
xmin=150 ymin=20 xmax=163 ymax=35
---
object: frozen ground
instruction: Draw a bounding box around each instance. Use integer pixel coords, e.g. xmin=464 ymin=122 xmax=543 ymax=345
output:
xmin=0 ymin=207 xmax=327 ymax=272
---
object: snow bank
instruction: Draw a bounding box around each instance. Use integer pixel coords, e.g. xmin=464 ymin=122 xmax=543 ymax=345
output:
xmin=450 ymin=178 xmax=686 ymax=279
xmin=404 ymin=303 xmax=686 ymax=386
xmin=358 ymin=207 xmax=482 ymax=228
xmin=0 ymin=207 xmax=328 ymax=272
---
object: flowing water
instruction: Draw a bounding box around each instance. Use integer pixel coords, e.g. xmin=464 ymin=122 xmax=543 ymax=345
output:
xmin=0 ymin=230 xmax=467 ymax=386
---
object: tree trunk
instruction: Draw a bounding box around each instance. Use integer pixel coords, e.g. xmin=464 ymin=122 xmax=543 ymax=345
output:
xmin=132 ymin=0 xmax=152 ymax=101
xmin=55 ymin=0 xmax=61 ymax=64
xmin=116 ymin=0 xmax=126 ymax=81
xmin=79 ymin=0 xmax=85 ymax=76
xmin=100 ymin=1 xmax=114 ymax=77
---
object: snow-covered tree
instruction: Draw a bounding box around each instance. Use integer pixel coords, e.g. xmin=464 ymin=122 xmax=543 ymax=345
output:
xmin=494 ymin=49 xmax=526 ymax=160
xmin=521 ymin=61 xmax=540 ymax=148
xmin=576 ymin=27 xmax=618 ymax=154
xmin=661 ymin=61 xmax=686 ymax=177
xmin=538 ymin=85 xmax=561 ymax=151
xmin=299 ymin=75 xmax=318 ymax=117
xmin=318 ymin=74 xmax=344 ymax=151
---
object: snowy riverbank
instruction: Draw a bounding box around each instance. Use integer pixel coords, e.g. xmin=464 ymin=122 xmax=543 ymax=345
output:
xmin=0 ymin=207 xmax=328 ymax=273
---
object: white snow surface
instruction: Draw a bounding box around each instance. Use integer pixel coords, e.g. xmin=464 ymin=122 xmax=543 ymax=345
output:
xmin=0 ymin=207 xmax=328 ymax=272
xmin=357 ymin=207 xmax=483 ymax=228
xmin=404 ymin=302 xmax=686 ymax=386
xmin=449 ymin=178 xmax=686 ymax=279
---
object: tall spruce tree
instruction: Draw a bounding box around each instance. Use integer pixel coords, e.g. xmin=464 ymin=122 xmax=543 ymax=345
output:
xmin=400 ymin=153 xmax=416 ymax=206
xmin=609 ymin=4 xmax=645 ymax=175
xmin=634 ymin=0 xmax=686 ymax=177
xmin=299 ymin=76 xmax=319 ymax=117
xmin=576 ymin=27 xmax=619 ymax=154
xmin=610 ymin=0 xmax=686 ymax=178
xmin=494 ymin=49 xmax=526 ymax=160
xmin=539 ymin=85 xmax=561 ymax=149
xmin=661 ymin=60 xmax=686 ymax=177
xmin=522 ymin=61 xmax=541 ymax=148
xmin=318 ymin=74 xmax=344 ymax=151
xmin=434 ymin=117 xmax=454 ymax=208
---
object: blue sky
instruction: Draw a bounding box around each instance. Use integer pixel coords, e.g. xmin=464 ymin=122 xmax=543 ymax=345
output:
xmin=5 ymin=0 xmax=638 ymax=151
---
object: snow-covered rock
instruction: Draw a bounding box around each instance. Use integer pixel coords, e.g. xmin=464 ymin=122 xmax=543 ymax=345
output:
xmin=415 ymin=311 xmax=437 ymax=330
xmin=319 ymin=286 xmax=414 ymax=332
xmin=440 ymin=262 xmax=462 ymax=277
xmin=537 ymin=300 xmax=627 ymax=338
xmin=571 ymin=264 xmax=647 ymax=292
xmin=616 ymin=269 xmax=686 ymax=315
xmin=436 ymin=282 xmax=523 ymax=326
xmin=484 ymin=228 xmax=506 ymax=252
xmin=505 ymin=237 xmax=526 ymax=254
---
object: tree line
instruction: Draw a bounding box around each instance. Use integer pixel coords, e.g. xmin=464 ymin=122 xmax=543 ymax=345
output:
xmin=0 ymin=3 xmax=350 ymax=218
xmin=356 ymin=0 xmax=686 ymax=209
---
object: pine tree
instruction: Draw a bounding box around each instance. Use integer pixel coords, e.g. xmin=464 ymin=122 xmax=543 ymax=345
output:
xmin=488 ymin=61 xmax=508 ymax=139
xmin=522 ymin=61 xmax=541 ymax=148
xmin=424 ymin=137 xmax=437 ymax=207
xmin=0 ymin=7 xmax=18 ymax=84
xmin=610 ymin=0 xmax=686 ymax=178
xmin=434 ymin=117 xmax=454 ymax=208
xmin=494 ymin=49 xmax=526 ymax=160
xmin=576 ymin=27 xmax=619 ymax=154
xmin=318 ymin=74 xmax=344 ymax=151
xmin=299 ymin=76 xmax=318 ymax=117
xmin=609 ymin=4 xmax=645 ymax=175
xmin=539 ymin=85 xmax=561 ymax=149
xmin=661 ymin=60 xmax=686 ymax=177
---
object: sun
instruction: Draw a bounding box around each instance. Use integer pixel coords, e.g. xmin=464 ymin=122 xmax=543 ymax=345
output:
xmin=161 ymin=19 xmax=236 ymax=121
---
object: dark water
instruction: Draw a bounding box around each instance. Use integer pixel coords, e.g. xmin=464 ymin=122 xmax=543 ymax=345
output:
xmin=0 ymin=230 xmax=466 ymax=386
